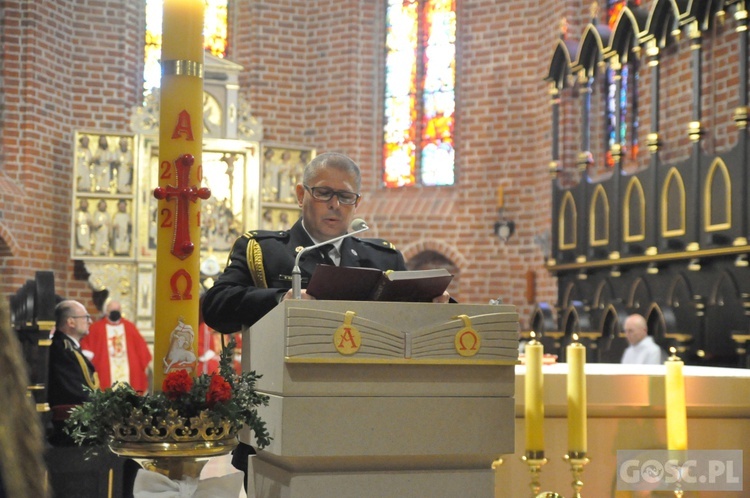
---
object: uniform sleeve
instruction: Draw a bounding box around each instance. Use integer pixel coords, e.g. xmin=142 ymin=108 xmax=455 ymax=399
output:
xmin=202 ymin=236 xmax=286 ymax=333
xmin=48 ymin=341 xmax=91 ymax=407
xmin=352 ymin=238 xmax=408 ymax=272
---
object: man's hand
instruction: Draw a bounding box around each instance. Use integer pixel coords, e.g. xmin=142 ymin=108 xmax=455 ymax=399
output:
xmin=282 ymin=289 xmax=317 ymax=301
xmin=432 ymin=291 xmax=450 ymax=303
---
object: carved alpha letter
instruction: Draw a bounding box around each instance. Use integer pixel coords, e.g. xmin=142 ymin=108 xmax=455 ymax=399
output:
xmin=171 ymin=110 xmax=195 ymax=141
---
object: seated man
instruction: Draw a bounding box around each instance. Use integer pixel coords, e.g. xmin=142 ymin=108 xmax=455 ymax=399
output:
xmin=621 ymin=313 xmax=665 ymax=365
xmin=48 ymin=300 xmax=100 ymax=446
xmin=202 ymin=152 xmax=450 ymax=486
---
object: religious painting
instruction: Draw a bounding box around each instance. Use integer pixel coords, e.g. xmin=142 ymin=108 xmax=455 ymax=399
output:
xmin=74 ymin=132 xmax=136 ymax=195
xmin=136 ymin=136 xmax=260 ymax=267
xmin=136 ymin=263 xmax=155 ymax=335
xmin=136 ymin=136 xmax=161 ymax=260
xmin=71 ymin=131 xmax=136 ymax=260
xmin=71 ymin=197 xmax=135 ymax=259
xmin=260 ymin=144 xmax=314 ymax=205
xmin=201 ymin=149 xmax=248 ymax=254
xmin=261 ymin=207 xmax=301 ymax=232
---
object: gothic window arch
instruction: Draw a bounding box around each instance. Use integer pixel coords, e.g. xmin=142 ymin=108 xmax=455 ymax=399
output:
xmin=623 ymin=176 xmax=645 ymax=242
xmin=383 ymin=0 xmax=456 ymax=188
xmin=705 ymin=158 xmax=731 ymax=231
xmin=559 ymin=191 xmax=577 ymax=250
xmin=574 ymin=20 xmax=611 ymax=181
xmin=661 ymin=167 xmax=686 ymax=237
xmin=607 ymin=1 xmax=643 ymax=172
xmin=590 ymin=184 xmax=609 ymax=246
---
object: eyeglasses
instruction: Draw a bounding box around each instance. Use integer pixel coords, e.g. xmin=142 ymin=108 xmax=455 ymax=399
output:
xmin=304 ymin=185 xmax=360 ymax=205
xmin=71 ymin=314 xmax=92 ymax=321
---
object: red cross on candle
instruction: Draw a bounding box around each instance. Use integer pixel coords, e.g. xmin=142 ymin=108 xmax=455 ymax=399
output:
xmin=153 ymin=154 xmax=211 ymax=260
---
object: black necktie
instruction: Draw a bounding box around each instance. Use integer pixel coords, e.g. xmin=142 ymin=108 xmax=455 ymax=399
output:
xmin=319 ymin=244 xmax=336 ymax=266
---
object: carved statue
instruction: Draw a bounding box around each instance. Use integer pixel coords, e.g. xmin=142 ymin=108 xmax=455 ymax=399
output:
xmin=92 ymin=199 xmax=112 ymax=256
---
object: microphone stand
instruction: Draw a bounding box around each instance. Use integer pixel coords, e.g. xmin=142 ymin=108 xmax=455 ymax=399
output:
xmin=291 ymin=222 xmax=369 ymax=299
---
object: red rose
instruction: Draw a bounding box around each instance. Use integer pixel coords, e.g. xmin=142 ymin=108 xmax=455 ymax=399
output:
xmin=162 ymin=370 xmax=193 ymax=400
xmin=206 ymin=374 xmax=232 ymax=407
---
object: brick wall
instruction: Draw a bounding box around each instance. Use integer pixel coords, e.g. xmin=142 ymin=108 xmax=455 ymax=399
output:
xmin=4 ymin=0 xmax=735 ymax=328
xmin=229 ymin=0 xmax=557 ymax=322
xmin=0 ymin=0 xmax=142 ymax=310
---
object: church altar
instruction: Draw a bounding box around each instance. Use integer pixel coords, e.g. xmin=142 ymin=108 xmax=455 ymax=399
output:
xmin=496 ymin=363 xmax=750 ymax=498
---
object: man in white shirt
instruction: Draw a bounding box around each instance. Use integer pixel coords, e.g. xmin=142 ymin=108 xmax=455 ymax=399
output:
xmin=621 ymin=313 xmax=665 ymax=364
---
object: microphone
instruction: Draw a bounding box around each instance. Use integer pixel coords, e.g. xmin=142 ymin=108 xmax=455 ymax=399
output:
xmin=291 ymin=218 xmax=369 ymax=299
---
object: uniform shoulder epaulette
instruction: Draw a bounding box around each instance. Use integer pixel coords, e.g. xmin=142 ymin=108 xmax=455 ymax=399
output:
xmin=242 ymin=229 xmax=289 ymax=240
xmin=358 ymin=237 xmax=398 ymax=252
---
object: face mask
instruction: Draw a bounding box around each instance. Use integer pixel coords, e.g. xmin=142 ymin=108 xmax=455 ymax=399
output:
xmin=108 ymin=310 xmax=122 ymax=322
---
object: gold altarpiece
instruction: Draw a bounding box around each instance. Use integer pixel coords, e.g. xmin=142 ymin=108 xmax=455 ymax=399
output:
xmin=69 ymin=55 xmax=280 ymax=341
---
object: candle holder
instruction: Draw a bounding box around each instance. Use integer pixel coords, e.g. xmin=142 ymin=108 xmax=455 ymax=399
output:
xmin=670 ymin=456 xmax=685 ymax=498
xmin=563 ymin=452 xmax=589 ymax=498
xmin=521 ymin=451 xmax=547 ymax=496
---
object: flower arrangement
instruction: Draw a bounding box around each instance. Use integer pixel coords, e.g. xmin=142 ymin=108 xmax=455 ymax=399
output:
xmin=66 ymin=337 xmax=271 ymax=449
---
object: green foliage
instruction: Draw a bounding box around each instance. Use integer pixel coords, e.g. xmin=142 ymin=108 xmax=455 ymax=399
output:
xmin=66 ymin=336 xmax=271 ymax=448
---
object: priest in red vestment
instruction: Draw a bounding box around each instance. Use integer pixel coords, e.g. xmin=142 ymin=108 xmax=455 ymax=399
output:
xmin=81 ymin=300 xmax=152 ymax=393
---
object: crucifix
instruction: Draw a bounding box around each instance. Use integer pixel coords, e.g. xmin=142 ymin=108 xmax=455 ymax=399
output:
xmin=154 ymin=153 xmax=211 ymax=260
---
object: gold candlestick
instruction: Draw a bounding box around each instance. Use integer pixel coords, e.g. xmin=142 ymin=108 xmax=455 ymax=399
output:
xmin=564 ymin=452 xmax=589 ymax=498
xmin=522 ymin=451 xmax=548 ymax=497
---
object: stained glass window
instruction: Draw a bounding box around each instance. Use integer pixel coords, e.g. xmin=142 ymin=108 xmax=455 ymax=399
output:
xmin=606 ymin=0 xmax=639 ymax=167
xmin=383 ymin=0 xmax=456 ymax=188
xmin=144 ymin=0 xmax=229 ymax=94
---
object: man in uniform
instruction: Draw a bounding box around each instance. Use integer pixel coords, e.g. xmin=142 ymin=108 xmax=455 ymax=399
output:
xmin=203 ymin=152 xmax=449 ymax=332
xmin=202 ymin=151 xmax=450 ymax=486
xmin=47 ymin=300 xmax=100 ymax=446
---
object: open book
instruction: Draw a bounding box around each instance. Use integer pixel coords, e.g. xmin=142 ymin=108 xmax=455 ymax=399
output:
xmin=305 ymin=265 xmax=453 ymax=302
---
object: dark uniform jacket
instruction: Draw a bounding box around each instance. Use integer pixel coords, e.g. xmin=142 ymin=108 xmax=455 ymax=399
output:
xmin=203 ymin=218 xmax=407 ymax=333
xmin=48 ymin=330 xmax=99 ymax=408
xmin=47 ymin=330 xmax=99 ymax=445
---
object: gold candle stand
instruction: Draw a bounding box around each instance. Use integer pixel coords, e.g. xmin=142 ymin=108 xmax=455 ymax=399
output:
xmin=520 ymin=451 xmax=592 ymax=497
xmin=563 ymin=452 xmax=589 ymax=498
xmin=521 ymin=451 xmax=548 ymax=496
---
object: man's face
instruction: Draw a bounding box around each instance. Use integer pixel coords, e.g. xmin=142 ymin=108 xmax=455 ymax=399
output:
xmin=623 ymin=318 xmax=647 ymax=346
xmin=296 ymin=166 xmax=359 ymax=242
xmin=68 ymin=303 xmax=92 ymax=340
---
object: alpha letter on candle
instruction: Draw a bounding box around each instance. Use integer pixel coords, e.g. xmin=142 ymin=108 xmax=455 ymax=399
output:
xmin=524 ymin=337 xmax=544 ymax=455
xmin=153 ymin=0 xmax=206 ymax=390
xmin=567 ymin=339 xmax=587 ymax=455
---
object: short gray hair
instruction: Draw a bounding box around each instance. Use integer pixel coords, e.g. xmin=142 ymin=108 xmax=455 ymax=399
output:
xmin=54 ymin=300 xmax=76 ymax=329
xmin=302 ymin=152 xmax=361 ymax=191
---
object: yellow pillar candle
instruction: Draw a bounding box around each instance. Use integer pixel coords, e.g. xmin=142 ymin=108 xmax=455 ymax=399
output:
xmin=524 ymin=334 xmax=545 ymax=454
xmin=566 ymin=337 xmax=587 ymax=455
xmin=153 ymin=0 xmax=207 ymax=390
xmin=666 ymin=350 xmax=688 ymax=450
